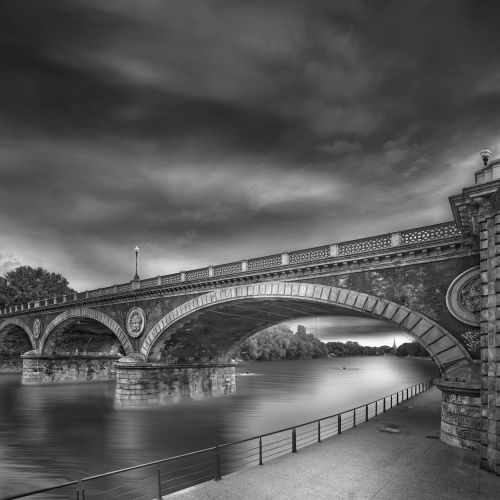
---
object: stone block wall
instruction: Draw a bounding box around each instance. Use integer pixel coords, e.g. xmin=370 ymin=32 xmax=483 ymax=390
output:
xmin=115 ymin=366 xmax=161 ymax=408
xmin=478 ymin=211 xmax=500 ymax=473
xmin=438 ymin=380 xmax=481 ymax=450
xmin=22 ymin=355 xmax=120 ymax=384
xmin=115 ymin=360 xmax=236 ymax=408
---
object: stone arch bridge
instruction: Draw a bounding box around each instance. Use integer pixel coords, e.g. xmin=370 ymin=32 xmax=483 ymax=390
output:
xmin=3 ymin=155 xmax=500 ymax=473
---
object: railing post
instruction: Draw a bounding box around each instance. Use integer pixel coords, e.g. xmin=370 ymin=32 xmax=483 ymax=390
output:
xmin=215 ymin=447 xmax=221 ymax=481
xmin=259 ymin=437 xmax=263 ymax=465
xmin=375 ymin=400 xmax=378 ymax=416
xmin=156 ymin=463 xmax=162 ymax=499
xmin=292 ymin=428 xmax=297 ymax=453
xmin=353 ymin=409 xmax=356 ymax=428
xmin=338 ymin=414 xmax=342 ymax=435
xmin=79 ymin=481 xmax=85 ymax=500
xmin=396 ymin=392 xmax=399 ymax=405
xmin=383 ymin=397 xmax=386 ymax=412
xmin=365 ymin=404 xmax=368 ymax=422
xmin=318 ymin=420 xmax=321 ymax=443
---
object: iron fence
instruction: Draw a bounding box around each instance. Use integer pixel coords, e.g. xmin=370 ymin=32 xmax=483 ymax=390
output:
xmin=4 ymin=380 xmax=434 ymax=500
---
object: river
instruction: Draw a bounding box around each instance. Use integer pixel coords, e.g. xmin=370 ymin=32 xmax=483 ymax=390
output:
xmin=0 ymin=357 xmax=439 ymax=498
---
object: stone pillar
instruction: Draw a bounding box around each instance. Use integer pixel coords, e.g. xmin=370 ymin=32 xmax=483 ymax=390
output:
xmin=114 ymin=355 xmax=236 ymax=408
xmin=115 ymin=354 xmax=160 ymax=408
xmin=478 ymin=203 xmax=500 ymax=473
xmin=436 ymin=378 xmax=481 ymax=450
xmin=449 ymin=154 xmax=500 ymax=473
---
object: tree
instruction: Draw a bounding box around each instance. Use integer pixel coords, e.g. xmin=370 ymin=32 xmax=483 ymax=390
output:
xmin=239 ymin=324 xmax=329 ymax=361
xmin=396 ymin=341 xmax=428 ymax=358
xmin=0 ymin=266 xmax=76 ymax=308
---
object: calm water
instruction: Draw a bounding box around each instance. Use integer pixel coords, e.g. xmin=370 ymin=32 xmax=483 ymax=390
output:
xmin=0 ymin=357 xmax=438 ymax=498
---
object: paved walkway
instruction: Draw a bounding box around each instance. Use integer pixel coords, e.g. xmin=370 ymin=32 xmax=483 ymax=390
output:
xmin=168 ymin=388 xmax=500 ymax=499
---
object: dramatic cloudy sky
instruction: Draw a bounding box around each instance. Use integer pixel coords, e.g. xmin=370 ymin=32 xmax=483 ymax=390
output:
xmin=1 ymin=0 xmax=500 ymax=297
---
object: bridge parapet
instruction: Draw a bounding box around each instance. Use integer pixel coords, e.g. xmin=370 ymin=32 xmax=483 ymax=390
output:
xmin=0 ymin=221 xmax=468 ymax=318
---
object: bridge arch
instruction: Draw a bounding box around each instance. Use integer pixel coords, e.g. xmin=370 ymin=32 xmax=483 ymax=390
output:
xmin=141 ymin=281 xmax=472 ymax=373
xmin=40 ymin=308 xmax=133 ymax=355
xmin=0 ymin=318 xmax=36 ymax=350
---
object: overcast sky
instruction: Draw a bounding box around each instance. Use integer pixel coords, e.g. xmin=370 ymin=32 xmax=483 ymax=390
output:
xmin=1 ymin=0 xmax=500 ymax=293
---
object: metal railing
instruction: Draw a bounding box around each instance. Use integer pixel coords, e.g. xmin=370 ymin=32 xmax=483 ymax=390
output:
xmin=4 ymin=380 xmax=434 ymax=500
xmin=0 ymin=221 xmax=465 ymax=317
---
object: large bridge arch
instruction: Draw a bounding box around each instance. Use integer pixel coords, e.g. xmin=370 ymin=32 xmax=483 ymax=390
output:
xmin=141 ymin=282 xmax=472 ymax=373
xmin=39 ymin=307 xmax=133 ymax=355
xmin=0 ymin=318 xmax=36 ymax=350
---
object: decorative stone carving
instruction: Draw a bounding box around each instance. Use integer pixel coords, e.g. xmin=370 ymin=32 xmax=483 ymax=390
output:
xmin=446 ymin=267 xmax=480 ymax=326
xmin=459 ymin=279 xmax=481 ymax=314
xmin=32 ymin=319 xmax=41 ymax=339
xmin=126 ymin=307 xmax=146 ymax=338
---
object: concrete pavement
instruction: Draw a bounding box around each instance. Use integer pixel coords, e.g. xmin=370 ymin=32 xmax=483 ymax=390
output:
xmin=167 ymin=388 xmax=500 ymax=499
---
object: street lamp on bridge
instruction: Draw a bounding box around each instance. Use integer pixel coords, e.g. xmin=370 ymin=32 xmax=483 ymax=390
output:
xmin=133 ymin=246 xmax=140 ymax=280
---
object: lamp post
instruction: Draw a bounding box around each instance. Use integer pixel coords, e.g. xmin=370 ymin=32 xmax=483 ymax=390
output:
xmin=134 ymin=246 xmax=140 ymax=280
xmin=480 ymin=149 xmax=492 ymax=166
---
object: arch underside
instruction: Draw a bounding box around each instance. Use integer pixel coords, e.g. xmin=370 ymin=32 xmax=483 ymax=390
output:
xmin=0 ymin=319 xmax=35 ymax=351
xmin=40 ymin=308 xmax=133 ymax=356
xmin=143 ymin=282 xmax=472 ymax=374
xmin=0 ymin=324 xmax=34 ymax=355
xmin=42 ymin=317 xmax=125 ymax=356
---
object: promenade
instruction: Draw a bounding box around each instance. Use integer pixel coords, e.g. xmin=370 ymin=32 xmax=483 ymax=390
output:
xmin=169 ymin=388 xmax=500 ymax=499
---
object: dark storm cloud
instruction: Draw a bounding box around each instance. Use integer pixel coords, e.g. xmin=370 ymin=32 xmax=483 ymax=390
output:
xmin=2 ymin=0 xmax=500 ymax=289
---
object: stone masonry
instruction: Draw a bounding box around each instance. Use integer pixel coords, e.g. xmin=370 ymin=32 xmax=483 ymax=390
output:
xmin=21 ymin=352 xmax=120 ymax=384
xmin=115 ymin=354 xmax=236 ymax=408
xmin=449 ymin=156 xmax=500 ymax=473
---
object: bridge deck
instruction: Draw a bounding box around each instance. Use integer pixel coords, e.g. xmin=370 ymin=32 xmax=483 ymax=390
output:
xmin=0 ymin=221 xmax=474 ymax=318
xmin=170 ymin=388 xmax=499 ymax=500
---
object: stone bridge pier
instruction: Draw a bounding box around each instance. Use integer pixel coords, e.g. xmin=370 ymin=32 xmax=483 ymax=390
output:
xmin=114 ymin=354 xmax=236 ymax=408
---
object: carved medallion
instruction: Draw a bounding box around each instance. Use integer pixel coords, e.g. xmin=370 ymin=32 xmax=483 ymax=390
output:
xmin=446 ymin=267 xmax=480 ymax=326
xmin=126 ymin=307 xmax=146 ymax=338
xmin=33 ymin=318 xmax=41 ymax=339
xmin=459 ymin=278 xmax=481 ymax=314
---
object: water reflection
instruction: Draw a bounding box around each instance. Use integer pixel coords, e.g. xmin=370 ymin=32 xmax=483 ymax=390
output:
xmin=0 ymin=357 xmax=438 ymax=498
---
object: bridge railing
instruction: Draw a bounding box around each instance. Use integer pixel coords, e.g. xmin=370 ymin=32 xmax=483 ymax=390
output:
xmin=3 ymin=380 xmax=435 ymax=500
xmin=0 ymin=221 xmax=463 ymax=316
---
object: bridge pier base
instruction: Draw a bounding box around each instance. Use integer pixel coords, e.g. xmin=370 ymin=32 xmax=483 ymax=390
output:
xmin=21 ymin=351 xmax=120 ymax=384
xmin=436 ymin=379 xmax=481 ymax=450
xmin=114 ymin=354 xmax=236 ymax=408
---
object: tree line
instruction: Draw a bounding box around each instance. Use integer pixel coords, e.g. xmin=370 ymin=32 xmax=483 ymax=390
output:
xmin=325 ymin=340 xmax=428 ymax=357
xmin=239 ymin=324 xmax=429 ymax=360
xmin=0 ymin=266 xmax=75 ymax=308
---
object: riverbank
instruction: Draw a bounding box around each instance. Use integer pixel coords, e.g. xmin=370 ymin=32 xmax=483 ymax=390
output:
xmin=169 ymin=388 xmax=500 ymax=499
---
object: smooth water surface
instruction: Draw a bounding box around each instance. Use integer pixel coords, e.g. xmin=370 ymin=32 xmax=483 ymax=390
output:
xmin=0 ymin=357 xmax=439 ymax=498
